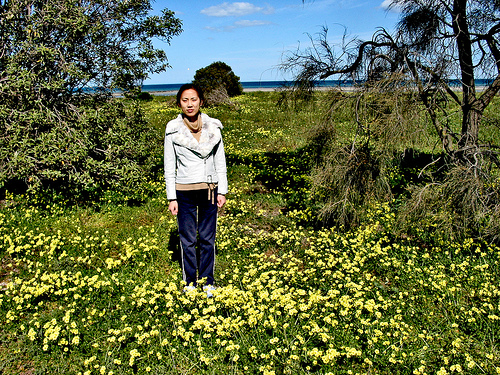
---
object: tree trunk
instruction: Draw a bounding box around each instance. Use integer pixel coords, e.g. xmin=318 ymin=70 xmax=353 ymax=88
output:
xmin=452 ymin=0 xmax=479 ymax=149
xmin=461 ymin=105 xmax=481 ymax=150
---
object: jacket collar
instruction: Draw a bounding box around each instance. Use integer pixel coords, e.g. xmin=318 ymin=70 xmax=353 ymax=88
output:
xmin=167 ymin=113 xmax=222 ymax=158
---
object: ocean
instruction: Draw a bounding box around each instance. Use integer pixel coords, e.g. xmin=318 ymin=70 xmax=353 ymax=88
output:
xmin=140 ymin=79 xmax=493 ymax=95
xmin=140 ymin=80 xmax=353 ymax=94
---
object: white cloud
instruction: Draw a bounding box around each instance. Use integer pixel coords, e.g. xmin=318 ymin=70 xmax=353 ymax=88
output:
xmin=204 ymin=26 xmax=223 ymax=32
xmin=380 ymin=0 xmax=402 ymax=12
xmin=205 ymin=19 xmax=272 ymax=32
xmin=201 ymin=2 xmax=274 ymax=17
xmin=234 ymin=19 xmax=272 ymax=27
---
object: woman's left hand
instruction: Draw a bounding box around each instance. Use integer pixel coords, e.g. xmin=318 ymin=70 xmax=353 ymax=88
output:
xmin=217 ymin=194 xmax=226 ymax=208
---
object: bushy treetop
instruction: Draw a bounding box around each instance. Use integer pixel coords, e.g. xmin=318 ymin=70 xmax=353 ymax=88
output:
xmin=0 ymin=0 xmax=182 ymax=98
xmin=193 ymin=61 xmax=243 ymax=99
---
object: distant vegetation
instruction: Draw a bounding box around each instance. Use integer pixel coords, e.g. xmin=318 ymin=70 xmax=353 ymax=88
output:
xmin=192 ymin=61 xmax=244 ymax=106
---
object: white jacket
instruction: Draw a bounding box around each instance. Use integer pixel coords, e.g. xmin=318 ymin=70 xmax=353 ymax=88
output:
xmin=164 ymin=113 xmax=228 ymax=200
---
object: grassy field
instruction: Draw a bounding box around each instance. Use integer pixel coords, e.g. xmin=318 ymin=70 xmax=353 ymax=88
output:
xmin=1 ymin=92 xmax=499 ymax=374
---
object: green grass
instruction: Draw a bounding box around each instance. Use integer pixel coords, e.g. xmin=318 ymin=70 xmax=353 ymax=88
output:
xmin=1 ymin=91 xmax=500 ymax=374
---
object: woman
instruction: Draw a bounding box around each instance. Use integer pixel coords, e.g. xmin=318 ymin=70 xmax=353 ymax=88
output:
xmin=164 ymin=84 xmax=227 ymax=295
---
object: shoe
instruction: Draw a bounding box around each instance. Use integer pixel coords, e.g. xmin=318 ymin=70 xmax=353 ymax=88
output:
xmin=203 ymin=285 xmax=216 ymax=298
xmin=183 ymin=285 xmax=196 ymax=293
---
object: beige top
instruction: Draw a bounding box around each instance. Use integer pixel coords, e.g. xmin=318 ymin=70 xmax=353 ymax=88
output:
xmin=175 ymin=182 xmax=219 ymax=203
xmin=175 ymin=182 xmax=216 ymax=191
xmin=183 ymin=115 xmax=202 ymax=142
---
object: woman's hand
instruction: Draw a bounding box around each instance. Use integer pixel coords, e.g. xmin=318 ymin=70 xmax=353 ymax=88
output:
xmin=168 ymin=200 xmax=178 ymax=215
xmin=217 ymin=194 xmax=226 ymax=208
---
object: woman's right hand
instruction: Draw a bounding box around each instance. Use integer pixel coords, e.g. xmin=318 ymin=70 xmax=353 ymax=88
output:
xmin=168 ymin=200 xmax=178 ymax=216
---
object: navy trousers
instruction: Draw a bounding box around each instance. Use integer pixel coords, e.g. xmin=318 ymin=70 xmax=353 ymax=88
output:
xmin=177 ymin=189 xmax=217 ymax=286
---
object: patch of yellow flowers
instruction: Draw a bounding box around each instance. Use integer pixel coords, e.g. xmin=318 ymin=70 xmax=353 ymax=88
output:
xmin=1 ymin=197 xmax=500 ymax=374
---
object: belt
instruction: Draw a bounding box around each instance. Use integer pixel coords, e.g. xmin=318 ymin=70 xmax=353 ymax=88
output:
xmin=176 ymin=183 xmax=218 ymax=203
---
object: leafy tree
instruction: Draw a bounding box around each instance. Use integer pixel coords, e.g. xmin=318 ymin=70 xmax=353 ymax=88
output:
xmin=281 ymin=0 xmax=500 ymax=242
xmin=193 ymin=61 xmax=243 ymax=103
xmin=0 ymin=0 xmax=182 ymax=97
xmin=284 ymin=0 xmax=500 ymax=157
xmin=0 ymin=0 xmax=182 ymax=203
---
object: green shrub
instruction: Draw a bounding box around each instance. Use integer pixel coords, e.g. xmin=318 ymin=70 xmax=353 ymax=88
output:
xmin=193 ymin=61 xmax=243 ymax=105
xmin=0 ymin=97 xmax=162 ymax=205
xmin=397 ymin=163 xmax=500 ymax=244
xmin=0 ymin=0 xmax=182 ymax=205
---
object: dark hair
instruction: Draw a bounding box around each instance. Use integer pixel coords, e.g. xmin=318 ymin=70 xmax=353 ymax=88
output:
xmin=176 ymin=83 xmax=205 ymax=106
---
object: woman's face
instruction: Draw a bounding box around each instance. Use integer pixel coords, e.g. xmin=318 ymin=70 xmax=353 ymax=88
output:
xmin=178 ymin=89 xmax=202 ymax=120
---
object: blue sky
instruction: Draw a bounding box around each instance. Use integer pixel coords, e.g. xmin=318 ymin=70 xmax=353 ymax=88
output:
xmin=147 ymin=0 xmax=400 ymax=85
